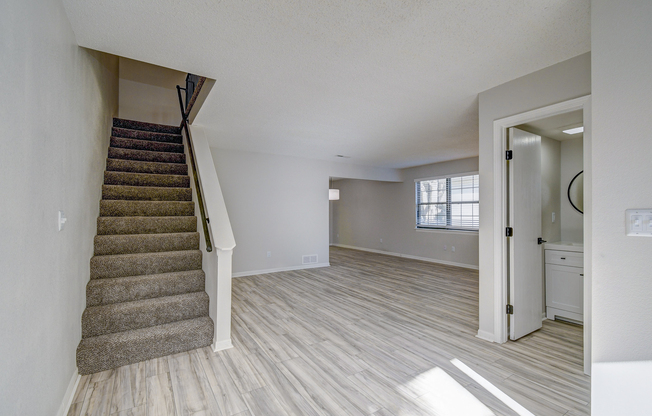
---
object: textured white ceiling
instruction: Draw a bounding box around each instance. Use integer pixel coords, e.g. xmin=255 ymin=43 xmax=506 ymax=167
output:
xmin=62 ymin=0 xmax=590 ymax=168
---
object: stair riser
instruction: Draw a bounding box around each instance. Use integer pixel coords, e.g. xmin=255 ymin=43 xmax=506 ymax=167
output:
xmin=111 ymin=137 xmax=184 ymax=154
xmin=106 ymin=159 xmax=188 ymax=176
xmin=100 ymin=200 xmax=194 ymax=217
xmin=102 ymin=185 xmax=192 ymax=201
xmin=82 ymin=293 xmax=209 ymax=338
xmin=104 ymin=171 xmax=190 ymax=188
xmin=111 ymin=127 xmax=182 ymax=143
xmin=113 ymin=118 xmax=181 ymax=135
xmin=90 ymin=250 xmax=202 ymax=279
xmin=76 ymin=317 xmax=213 ymax=375
xmin=94 ymin=232 xmax=199 ymax=255
xmin=86 ymin=270 xmax=206 ymax=307
xmin=108 ymin=147 xmax=186 ymax=164
xmin=97 ymin=216 xmax=197 ymax=235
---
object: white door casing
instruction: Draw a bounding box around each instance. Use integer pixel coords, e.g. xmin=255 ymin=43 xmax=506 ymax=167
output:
xmin=508 ymin=127 xmax=543 ymax=340
xmin=488 ymin=95 xmax=591 ymax=374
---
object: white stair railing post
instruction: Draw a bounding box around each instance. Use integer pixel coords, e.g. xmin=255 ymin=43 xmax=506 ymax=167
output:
xmin=186 ymin=124 xmax=237 ymax=353
xmin=213 ymin=248 xmax=233 ymax=351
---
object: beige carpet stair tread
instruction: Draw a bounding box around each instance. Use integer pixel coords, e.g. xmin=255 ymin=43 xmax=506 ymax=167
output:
xmin=110 ymin=136 xmax=184 ymax=154
xmin=94 ymin=232 xmax=199 ymax=255
xmin=104 ymin=171 xmax=190 ymax=188
xmin=111 ymin=127 xmax=182 ymax=143
xmin=76 ymin=316 xmax=213 ymax=375
xmin=99 ymin=200 xmax=194 ymax=217
xmin=86 ymin=270 xmax=205 ymax=307
xmin=102 ymin=184 xmax=192 ymax=201
xmin=108 ymin=147 xmax=186 ymax=164
xmin=105 ymin=158 xmax=188 ymax=176
xmin=82 ymin=292 xmax=209 ymax=338
xmin=97 ymin=216 xmax=197 ymax=235
xmin=90 ymin=249 xmax=202 ymax=279
xmin=112 ymin=118 xmax=181 ymax=135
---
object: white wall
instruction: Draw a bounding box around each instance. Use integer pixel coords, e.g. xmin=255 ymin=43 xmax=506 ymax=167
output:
xmin=211 ymin=148 xmax=400 ymax=276
xmin=331 ymin=157 xmax=480 ymax=268
xmin=477 ymin=53 xmax=591 ymax=340
xmin=591 ymin=1 xmax=652 ymax=414
xmin=560 ymin=137 xmax=584 ymax=242
xmin=0 ymin=1 xmax=118 ymax=414
xmin=118 ymin=57 xmax=186 ymax=126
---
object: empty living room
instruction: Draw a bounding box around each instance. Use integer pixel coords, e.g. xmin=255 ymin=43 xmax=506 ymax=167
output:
xmin=2 ymin=1 xmax=651 ymax=416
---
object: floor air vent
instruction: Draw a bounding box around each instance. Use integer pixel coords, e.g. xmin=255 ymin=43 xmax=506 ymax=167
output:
xmin=302 ymin=254 xmax=318 ymax=265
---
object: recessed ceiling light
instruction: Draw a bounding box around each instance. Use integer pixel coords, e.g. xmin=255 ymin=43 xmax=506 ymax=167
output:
xmin=563 ymin=126 xmax=584 ymax=135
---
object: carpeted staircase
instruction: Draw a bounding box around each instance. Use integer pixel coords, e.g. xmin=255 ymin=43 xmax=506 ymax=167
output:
xmin=76 ymin=118 xmax=214 ymax=375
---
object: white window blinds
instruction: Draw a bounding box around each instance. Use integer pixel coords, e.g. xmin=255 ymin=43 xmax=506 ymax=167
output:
xmin=416 ymin=174 xmax=479 ymax=230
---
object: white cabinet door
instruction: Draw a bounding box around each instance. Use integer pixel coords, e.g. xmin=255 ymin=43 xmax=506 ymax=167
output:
xmin=546 ymin=264 xmax=584 ymax=315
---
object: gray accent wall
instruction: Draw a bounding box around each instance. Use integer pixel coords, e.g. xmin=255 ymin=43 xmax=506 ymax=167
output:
xmin=331 ymin=157 xmax=479 ymax=268
xmin=0 ymin=1 xmax=119 ymax=414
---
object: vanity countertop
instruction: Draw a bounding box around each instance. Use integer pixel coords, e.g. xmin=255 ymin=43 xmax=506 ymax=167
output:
xmin=544 ymin=241 xmax=584 ymax=253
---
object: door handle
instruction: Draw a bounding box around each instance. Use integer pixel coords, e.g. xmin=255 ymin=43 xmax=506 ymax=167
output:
xmin=537 ymin=237 xmax=547 ymax=245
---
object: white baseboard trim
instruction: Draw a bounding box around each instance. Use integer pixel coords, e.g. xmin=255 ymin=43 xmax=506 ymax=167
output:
xmin=476 ymin=329 xmax=495 ymax=342
xmin=232 ymin=262 xmax=330 ymax=278
xmin=331 ymin=244 xmax=479 ymax=270
xmin=57 ymin=368 xmax=80 ymax=416
xmin=212 ymin=339 xmax=233 ymax=352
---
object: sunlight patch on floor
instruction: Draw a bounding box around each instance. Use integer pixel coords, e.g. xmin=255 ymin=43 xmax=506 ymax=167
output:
xmin=403 ymin=366 xmax=495 ymax=416
xmin=451 ymin=358 xmax=535 ymax=416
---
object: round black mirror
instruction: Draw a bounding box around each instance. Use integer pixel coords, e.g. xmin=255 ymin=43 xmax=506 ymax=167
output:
xmin=568 ymin=171 xmax=583 ymax=214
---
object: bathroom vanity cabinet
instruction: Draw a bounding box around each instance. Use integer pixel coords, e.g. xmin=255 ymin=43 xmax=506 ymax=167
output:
xmin=544 ymin=242 xmax=584 ymax=323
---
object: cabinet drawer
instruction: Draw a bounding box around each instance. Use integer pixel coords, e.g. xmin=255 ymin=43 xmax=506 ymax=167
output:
xmin=545 ymin=250 xmax=583 ymax=268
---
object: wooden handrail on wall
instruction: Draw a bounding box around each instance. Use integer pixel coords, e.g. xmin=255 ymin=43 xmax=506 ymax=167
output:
xmin=176 ymin=76 xmax=212 ymax=252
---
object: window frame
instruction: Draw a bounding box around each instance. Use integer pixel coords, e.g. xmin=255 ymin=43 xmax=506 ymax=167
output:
xmin=414 ymin=171 xmax=479 ymax=232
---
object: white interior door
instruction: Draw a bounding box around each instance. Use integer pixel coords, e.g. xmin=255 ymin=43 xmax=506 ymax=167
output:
xmin=509 ymin=127 xmax=543 ymax=340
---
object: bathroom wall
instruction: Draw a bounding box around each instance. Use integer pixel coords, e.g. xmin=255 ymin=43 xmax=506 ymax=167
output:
xmin=541 ymin=136 xmax=562 ymax=243
xmin=560 ymin=137 xmax=584 ymax=242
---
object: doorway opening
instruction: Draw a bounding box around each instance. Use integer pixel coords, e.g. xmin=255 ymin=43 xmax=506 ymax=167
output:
xmin=491 ymin=96 xmax=592 ymax=375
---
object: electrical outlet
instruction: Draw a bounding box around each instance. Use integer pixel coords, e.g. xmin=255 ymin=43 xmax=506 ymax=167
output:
xmin=451 ymin=246 xmax=455 ymax=252
xmin=267 ymin=251 xmax=271 ymax=258
xmin=444 ymin=245 xmax=447 ymax=251
xmin=380 ymin=238 xmax=383 ymax=243
xmin=552 ymin=212 xmax=556 ymax=223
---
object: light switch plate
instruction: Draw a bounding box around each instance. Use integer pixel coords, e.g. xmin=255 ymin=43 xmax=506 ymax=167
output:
xmin=626 ymin=209 xmax=652 ymax=237
xmin=58 ymin=210 xmax=67 ymax=231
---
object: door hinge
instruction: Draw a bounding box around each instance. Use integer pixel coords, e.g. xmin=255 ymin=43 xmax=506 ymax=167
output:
xmin=505 ymin=227 xmax=514 ymax=237
xmin=506 ymin=150 xmax=513 ymax=160
xmin=506 ymin=304 xmax=514 ymax=314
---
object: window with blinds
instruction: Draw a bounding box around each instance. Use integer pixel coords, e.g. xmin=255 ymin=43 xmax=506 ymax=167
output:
xmin=416 ymin=173 xmax=479 ymax=230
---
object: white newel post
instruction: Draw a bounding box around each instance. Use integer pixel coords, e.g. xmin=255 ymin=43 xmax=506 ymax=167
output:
xmin=186 ymin=124 xmax=237 ymax=353
xmin=212 ymin=248 xmax=234 ymax=351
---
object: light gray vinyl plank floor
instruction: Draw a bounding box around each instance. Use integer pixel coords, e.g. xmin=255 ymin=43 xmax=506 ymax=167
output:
xmin=71 ymin=247 xmax=590 ymax=416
